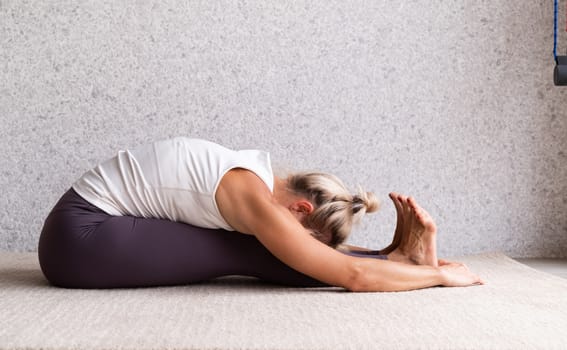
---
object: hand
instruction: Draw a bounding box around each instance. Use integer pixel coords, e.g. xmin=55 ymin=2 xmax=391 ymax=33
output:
xmin=439 ymin=261 xmax=485 ymax=287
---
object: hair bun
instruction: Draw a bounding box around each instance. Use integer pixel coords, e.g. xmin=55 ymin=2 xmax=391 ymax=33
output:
xmin=355 ymin=189 xmax=380 ymax=214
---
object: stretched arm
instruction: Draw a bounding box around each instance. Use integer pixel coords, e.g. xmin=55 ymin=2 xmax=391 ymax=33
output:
xmin=216 ymin=170 xmax=482 ymax=292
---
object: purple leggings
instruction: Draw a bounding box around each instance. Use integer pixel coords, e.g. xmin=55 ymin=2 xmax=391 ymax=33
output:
xmin=38 ymin=188 xmax=387 ymax=289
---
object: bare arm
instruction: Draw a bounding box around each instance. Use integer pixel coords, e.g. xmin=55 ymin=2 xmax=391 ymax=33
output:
xmin=216 ymin=170 xmax=481 ymax=292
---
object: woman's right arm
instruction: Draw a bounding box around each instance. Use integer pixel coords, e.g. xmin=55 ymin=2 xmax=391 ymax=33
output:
xmin=216 ymin=170 xmax=482 ymax=292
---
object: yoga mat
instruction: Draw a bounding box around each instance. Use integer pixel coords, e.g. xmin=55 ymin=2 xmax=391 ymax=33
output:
xmin=1 ymin=252 xmax=566 ymax=350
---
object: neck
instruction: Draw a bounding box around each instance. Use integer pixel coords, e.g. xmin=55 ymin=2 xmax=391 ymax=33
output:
xmin=273 ymin=176 xmax=306 ymax=209
xmin=272 ymin=176 xmax=289 ymax=206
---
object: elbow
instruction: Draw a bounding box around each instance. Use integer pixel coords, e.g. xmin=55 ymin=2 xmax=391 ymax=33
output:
xmin=344 ymin=260 xmax=375 ymax=292
xmin=344 ymin=259 xmax=388 ymax=293
xmin=345 ymin=279 xmax=366 ymax=293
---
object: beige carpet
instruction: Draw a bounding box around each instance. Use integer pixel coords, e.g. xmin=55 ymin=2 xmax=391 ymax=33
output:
xmin=1 ymin=252 xmax=566 ymax=350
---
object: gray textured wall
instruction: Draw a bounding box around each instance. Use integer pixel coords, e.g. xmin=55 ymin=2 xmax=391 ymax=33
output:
xmin=2 ymin=1 xmax=566 ymax=257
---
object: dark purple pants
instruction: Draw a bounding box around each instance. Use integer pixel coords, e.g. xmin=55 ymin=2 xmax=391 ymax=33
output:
xmin=38 ymin=188 xmax=387 ymax=289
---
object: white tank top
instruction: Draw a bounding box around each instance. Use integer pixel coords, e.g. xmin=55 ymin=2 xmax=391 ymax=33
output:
xmin=71 ymin=137 xmax=274 ymax=231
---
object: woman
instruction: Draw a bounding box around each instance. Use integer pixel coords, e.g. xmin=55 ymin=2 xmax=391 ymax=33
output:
xmin=38 ymin=137 xmax=483 ymax=291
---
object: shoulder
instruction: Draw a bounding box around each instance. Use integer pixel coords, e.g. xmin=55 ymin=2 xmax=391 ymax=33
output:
xmin=219 ymin=168 xmax=272 ymax=196
xmin=216 ymin=168 xmax=357 ymax=289
xmin=215 ymin=168 xmax=276 ymax=234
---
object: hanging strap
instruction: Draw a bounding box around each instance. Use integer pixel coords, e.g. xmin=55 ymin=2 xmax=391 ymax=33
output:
xmin=554 ymin=0 xmax=558 ymax=62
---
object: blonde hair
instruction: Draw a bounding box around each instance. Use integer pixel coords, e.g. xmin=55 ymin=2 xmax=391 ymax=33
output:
xmin=286 ymin=172 xmax=380 ymax=247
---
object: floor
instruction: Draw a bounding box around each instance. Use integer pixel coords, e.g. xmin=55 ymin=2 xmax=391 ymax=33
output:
xmin=5 ymin=252 xmax=567 ymax=349
xmin=514 ymin=258 xmax=567 ymax=279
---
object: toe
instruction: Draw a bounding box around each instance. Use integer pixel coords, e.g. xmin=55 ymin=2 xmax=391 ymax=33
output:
xmin=389 ymin=193 xmax=401 ymax=207
xmin=407 ymin=197 xmax=432 ymax=221
xmin=391 ymin=196 xmax=404 ymax=218
xmin=398 ymin=195 xmax=411 ymax=216
xmin=390 ymin=193 xmax=401 ymax=205
xmin=407 ymin=197 xmax=421 ymax=213
xmin=397 ymin=194 xmax=407 ymax=206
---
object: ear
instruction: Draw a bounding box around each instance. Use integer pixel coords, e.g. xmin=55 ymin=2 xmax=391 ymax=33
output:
xmin=289 ymin=199 xmax=314 ymax=219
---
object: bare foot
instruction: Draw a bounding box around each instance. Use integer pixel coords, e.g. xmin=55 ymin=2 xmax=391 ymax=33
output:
xmin=386 ymin=193 xmax=438 ymax=267
xmin=377 ymin=193 xmax=404 ymax=255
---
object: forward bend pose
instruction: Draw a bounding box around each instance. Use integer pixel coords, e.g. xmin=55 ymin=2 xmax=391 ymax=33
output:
xmin=38 ymin=137 xmax=483 ymax=291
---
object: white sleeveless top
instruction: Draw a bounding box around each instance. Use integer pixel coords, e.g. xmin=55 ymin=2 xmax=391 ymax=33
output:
xmin=71 ymin=137 xmax=274 ymax=231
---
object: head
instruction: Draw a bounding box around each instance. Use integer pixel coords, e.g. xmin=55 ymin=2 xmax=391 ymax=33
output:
xmin=283 ymin=172 xmax=380 ymax=248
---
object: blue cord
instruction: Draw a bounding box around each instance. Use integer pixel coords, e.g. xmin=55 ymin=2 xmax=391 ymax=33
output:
xmin=554 ymin=0 xmax=558 ymax=62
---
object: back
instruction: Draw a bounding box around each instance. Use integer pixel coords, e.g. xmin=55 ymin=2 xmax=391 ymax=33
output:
xmin=72 ymin=137 xmax=274 ymax=230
